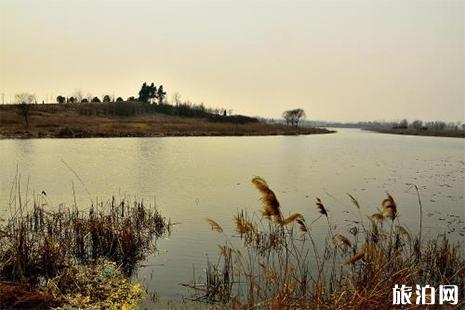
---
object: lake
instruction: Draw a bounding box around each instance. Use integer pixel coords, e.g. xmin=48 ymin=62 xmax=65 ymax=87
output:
xmin=0 ymin=128 xmax=464 ymax=304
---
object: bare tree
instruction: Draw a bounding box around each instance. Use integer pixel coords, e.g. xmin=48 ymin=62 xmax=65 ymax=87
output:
xmin=412 ymin=120 xmax=423 ymax=130
xmin=15 ymin=92 xmax=36 ymax=127
xmin=172 ymin=92 xmax=182 ymax=106
xmin=282 ymin=108 xmax=306 ymax=127
xmin=15 ymin=93 xmax=36 ymax=105
xmin=73 ymin=90 xmax=84 ymax=103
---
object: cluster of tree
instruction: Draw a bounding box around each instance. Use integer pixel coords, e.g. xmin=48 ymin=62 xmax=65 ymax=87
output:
xmin=282 ymin=108 xmax=306 ymax=127
xmin=52 ymin=83 xmax=167 ymax=105
xmin=138 ymin=83 xmax=166 ymax=104
xmin=393 ymin=119 xmax=464 ymax=131
xmin=14 ymin=83 xmax=258 ymax=125
xmin=56 ymin=94 xmax=123 ymax=104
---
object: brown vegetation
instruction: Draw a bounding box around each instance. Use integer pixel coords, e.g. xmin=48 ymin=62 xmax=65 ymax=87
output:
xmin=186 ymin=177 xmax=465 ymax=308
xmin=0 ymin=104 xmax=334 ymax=139
xmin=0 ymin=183 xmax=170 ymax=308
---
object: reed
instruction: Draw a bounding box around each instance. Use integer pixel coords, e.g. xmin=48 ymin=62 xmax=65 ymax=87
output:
xmin=187 ymin=177 xmax=465 ymax=308
xmin=0 ymin=187 xmax=171 ymax=308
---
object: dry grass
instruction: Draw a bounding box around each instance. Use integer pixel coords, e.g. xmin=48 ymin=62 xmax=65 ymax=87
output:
xmin=186 ymin=177 xmax=465 ymax=309
xmin=0 ymin=104 xmax=334 ymax=138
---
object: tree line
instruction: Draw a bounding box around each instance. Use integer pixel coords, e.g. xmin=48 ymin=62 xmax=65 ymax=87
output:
xmin=12 ymin=82 xmax=262 ymax=125
xmin=392 ymin=119 xmax=464 ymax=131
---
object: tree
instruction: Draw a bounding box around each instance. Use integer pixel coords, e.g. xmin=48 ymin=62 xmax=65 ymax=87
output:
xmin=127 ymin=96 xmax=136 ymax=101
xmin=116 ymin=97 xmax=124 ymax=102
xmin=91 ymin=97 xmax=101 ymax=103
xmin=15 ymin=93 xmax=36 ymax=105
xmin=15 ymin=93 xmax=35 ymax=128
xmin=412 ymin=120 xmax=423 ymax=130
xmin=56 ymin=95 xmax=66 ymax=104
xmin=172 ymin=92 xmax=182 ymax=106
xmin=157 ymin=85 xmax=166 ymax=104
xmin=103 ymin=95 xmax=111 ymax=103
xmin=282 ymin=108 xmax=306 ymax=127
xmin=73 ymin=90 xmax=84 ymax=103
xmin=399 ymin=119 xmax=408 ymax=129
xmin=138 ymin=82 xmax=157 ymax=103
xmin=68 ymin=96 xmax=76 ymax=104
xmin=81 ymin=98 xmax=89 ymax=103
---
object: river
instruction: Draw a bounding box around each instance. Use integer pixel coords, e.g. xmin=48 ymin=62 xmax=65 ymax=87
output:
xmin=0 ymin=128 xmax=463 ymax=303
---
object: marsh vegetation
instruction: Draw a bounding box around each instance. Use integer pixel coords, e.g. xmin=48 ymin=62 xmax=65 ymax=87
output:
xmin=0 ymin=180 xmax=171 ymax=308
xmin=186 ymin=177 xmax=465 ymax=308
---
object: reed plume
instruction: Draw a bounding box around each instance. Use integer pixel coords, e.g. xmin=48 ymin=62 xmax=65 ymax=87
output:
xmin=382 ymin=194 xmax=397 ymax=221
xmin=370 ymin=213 xmax=384 ymax=222
xmin=206 ymin=218 xmax=223 ymax=233
xmin=296 ymin=219 xmax=308 ymax=232
xmin=334 ymin=234 xmax=352 ymax=248
xmin=282 ymin=213 xmax=304 ymax=225
xmin=315 ymin=198 xmax=328 ymax=217
xmin=251 ymin=177 xmax=282 ymax=223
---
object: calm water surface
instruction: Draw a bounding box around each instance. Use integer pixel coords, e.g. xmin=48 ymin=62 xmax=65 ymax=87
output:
xmin=1 ymin=128 xmax=464 ymax=303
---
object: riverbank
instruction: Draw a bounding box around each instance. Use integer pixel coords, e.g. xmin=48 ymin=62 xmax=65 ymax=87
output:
xmin=0 ymin=104 xmax=334 ymax=139
xmin=364 ymin=127 xmax=464 ymax=138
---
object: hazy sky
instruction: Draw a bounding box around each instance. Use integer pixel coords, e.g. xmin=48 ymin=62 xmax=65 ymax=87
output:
xmin=1 ymin=0 xmax=463 ymax=122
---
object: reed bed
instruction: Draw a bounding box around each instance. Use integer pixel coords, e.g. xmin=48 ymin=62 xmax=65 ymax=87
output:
xmin=0 ymin=191 xmax=171 ymax=308
xmin=186 ymin=177 xmax=465 ymax=309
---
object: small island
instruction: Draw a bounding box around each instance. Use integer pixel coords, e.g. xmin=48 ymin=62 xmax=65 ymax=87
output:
xmin=0 ymin=83 xmax=334 ymax=139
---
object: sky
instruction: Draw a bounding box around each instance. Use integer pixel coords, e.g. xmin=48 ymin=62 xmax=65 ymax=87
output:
xmin=0 ymin=0 xmax=464 ymax=122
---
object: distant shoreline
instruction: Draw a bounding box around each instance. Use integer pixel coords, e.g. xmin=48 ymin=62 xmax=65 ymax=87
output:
xmin=0 ymin=104 xmax=335 ymax=139
xmin=364 ymin=128 xmax=464 ymax=138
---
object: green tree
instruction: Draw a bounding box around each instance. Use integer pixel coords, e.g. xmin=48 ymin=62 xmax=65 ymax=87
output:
xmin=56 ymin=95 xmax=66 ymax=104
xmin=103 ymin=95 xmax=111 ymax=103
xmin=138 ymin=82 xmax=157 ymax=103
xmin=157 ymin=85 xmax=166 ymax=104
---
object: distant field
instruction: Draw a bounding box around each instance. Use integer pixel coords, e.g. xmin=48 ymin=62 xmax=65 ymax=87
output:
xmin=365 ymin=127 xmax=464 ymax=138
xmin=0 ymin=104 xmax=334 ymax=138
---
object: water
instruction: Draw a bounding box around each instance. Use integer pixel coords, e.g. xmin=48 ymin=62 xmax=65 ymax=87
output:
xmin=0 ymin=128 xmax=464 ymax=303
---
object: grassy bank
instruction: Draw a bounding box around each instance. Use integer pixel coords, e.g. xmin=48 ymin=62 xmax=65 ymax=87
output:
xmin=0 ymin=104 xmax=334 ymax=139
xmin=186 ymin=177 xmax=465 ymax=308
xmin=364 ymin=127 xmax=465 ymax=138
